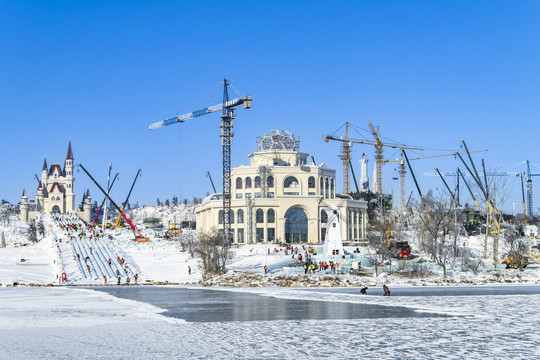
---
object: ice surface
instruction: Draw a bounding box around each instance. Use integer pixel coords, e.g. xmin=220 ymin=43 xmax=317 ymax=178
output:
xmin=0 ymin=286 xmax=539 ymax=359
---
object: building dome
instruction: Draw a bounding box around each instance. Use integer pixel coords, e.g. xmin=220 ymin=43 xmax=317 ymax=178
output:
xmin=257 ymin=130 xmax=300 ymax=152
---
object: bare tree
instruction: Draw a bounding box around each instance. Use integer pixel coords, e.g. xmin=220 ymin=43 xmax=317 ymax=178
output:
xmin=194 ymin=230 xmax=231 ymax=278
xmin=416 ymin=193 xmax=454 ymax=277
xmin=367 ymin=195 xmax=394 ymax=273
xmin=501 ymin=224 xmax=529 ymax=271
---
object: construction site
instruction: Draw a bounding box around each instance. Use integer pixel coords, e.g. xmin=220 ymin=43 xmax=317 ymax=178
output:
xmin=0 ymin=78 xmax=537 ymax=289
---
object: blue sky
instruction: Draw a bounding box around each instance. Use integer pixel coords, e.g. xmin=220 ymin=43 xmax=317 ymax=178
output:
xmin=1 ymin=1 xmax=539 ymax=212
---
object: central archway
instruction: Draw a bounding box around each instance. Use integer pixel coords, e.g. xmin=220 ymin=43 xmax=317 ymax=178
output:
xmin=284 ymin=208 xmax=308 ymax=243
xmin=52 ymin=205 xmax=61 ymax=213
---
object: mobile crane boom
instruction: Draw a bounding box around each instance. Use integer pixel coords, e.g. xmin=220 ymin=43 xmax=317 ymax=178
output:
xmin=77 ymin=164 xmax=148 ymax=242
xmin=114 ymin=169 xmax=142 ymax=228
xmin=93 ymin=172 xmax=119 ymax=224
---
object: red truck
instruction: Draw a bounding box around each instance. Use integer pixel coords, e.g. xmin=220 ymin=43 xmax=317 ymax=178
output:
xmin=394 ymin=241 xmax=412 ymax=259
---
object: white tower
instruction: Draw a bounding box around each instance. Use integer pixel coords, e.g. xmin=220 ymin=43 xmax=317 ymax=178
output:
xmin=20 ymin=188 xmax=29 ymax=222
xmin=83 ymin=189 xmax=92 ymax=223
xmin=323 ymin=205 xmax=344 ymax=257
xmin=359 ymin=153 xmax=369 ymax=191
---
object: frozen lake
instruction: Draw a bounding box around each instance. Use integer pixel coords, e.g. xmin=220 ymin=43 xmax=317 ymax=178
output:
xmin=94 ymin=286 xmax=448 ymax=322
xmin=1 ymin=285 xmax=539 ymax=359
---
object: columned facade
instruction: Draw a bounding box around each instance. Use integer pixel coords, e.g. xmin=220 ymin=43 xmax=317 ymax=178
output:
xmin=196 ymin=130 xmax=368 ymax=244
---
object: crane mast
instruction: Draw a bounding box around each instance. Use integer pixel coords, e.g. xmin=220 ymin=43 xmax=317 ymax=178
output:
xmin=368 ymin=122 xmax=384 ymax=194
xmin=525 ymin=160 xmax=540 ymax=218
xmin=342 ymin=123 xmax=351 ymax=195
xmin=220 ymin=80 xmax=234 ymax=242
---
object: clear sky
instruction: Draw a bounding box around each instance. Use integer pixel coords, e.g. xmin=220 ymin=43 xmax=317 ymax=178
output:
xmin=1 ymin=1 xmax=539 ymax=212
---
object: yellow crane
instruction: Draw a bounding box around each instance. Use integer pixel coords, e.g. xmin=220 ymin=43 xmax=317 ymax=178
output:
xmin=323 ymin=122 xmax=422 ymax=195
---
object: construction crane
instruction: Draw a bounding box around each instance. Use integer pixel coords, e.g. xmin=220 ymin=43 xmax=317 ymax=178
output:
xmin=386 ymin=148 xmax=488 ymax=210
xmin=206 ymin=171 xmax=217 ymax=194
xmin=525 ymin=160 xmax=540 ymax=218
xmin=77 ymin=164 xmax=149 ymax=242
xmin=148 ymin=79 xmax=252 ymax=242
xmin=92 ymin=172 xmax=119 ymax=224
xmin=323 ymin=122 xmax=422 ymax=195
xmin=520 ymin=173 xmax=528 ymax=223
xmin=114 ymin=169 xmax=142 ymax=228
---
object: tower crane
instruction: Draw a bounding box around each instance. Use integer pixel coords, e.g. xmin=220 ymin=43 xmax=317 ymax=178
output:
xmin=148 ymin=79 xmax=252 ymax=242
xmin=385 ymin=148 xmax=487 ymax=210
xmin=520 ymin=173 xmax=528 ymax=223
xmin=525 ymin=160 xmax=540 ymax=218
xmin=323 ymin=122 xmax=422 ymax=195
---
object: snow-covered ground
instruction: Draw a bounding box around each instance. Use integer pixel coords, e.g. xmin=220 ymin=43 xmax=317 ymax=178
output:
xmin=0 ymin=285 xmax=539 ymax=359
xmin=1 ymin=205 xmax=540 ymax=287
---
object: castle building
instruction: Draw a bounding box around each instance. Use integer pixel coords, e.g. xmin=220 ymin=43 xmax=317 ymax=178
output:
xmin=21 ymin=142 xmax=92 ymax=223
xmin=195 ymin=130 xmax=368 ymax=244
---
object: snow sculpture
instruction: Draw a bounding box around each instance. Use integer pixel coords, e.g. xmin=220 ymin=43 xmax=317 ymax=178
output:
xmin=323 ymin=205 xmax=344 ymax=257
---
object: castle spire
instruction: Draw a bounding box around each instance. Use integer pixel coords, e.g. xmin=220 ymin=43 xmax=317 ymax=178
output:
xmin=66 ymin=141 xmax=74 ymax=160
xmin=42 ymin=157 xmax=48 ymax=171
xmin=22 ymin=188 xmax=26 ymax=197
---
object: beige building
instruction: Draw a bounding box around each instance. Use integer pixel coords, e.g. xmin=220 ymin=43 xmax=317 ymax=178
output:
xmin=195 ymin=130 xmax=368 ymax=244
xmin=20 ymin=142 xmax=92 ymax=223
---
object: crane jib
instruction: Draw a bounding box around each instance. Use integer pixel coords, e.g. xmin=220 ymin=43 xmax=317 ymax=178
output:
xmin=148 ymin=96 xmax=249 ymax=130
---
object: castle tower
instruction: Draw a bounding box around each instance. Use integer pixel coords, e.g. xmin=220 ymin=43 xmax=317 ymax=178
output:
xmin=20 ymin=188 xmax=29 ymax=222
xmin=36 ymin=181 xmax=43 ymax=211
xmin=64 ymin=141 xmax=75 ymax=212
xmin=83 ymin=189 xmax=92 ymax=223
xmin=41 ymin=157 xmax=48 ymax=189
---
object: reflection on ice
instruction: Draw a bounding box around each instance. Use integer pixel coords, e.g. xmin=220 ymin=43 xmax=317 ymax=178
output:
xmin=95 ymin=287 xmax=448 ymax=322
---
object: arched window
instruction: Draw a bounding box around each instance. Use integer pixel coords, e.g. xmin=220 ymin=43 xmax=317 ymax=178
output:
xmin=256 ymin=208 xmax=264 ymax=223
xmin=321 ymin=209 xmax=328 ymax=223
xmin=284 ymin=176 xmax=299 ymax=188
xmin=245 ymin=177 xmax=252 ymax=189
xmin=236 ymin=178 xmax=243 ymax=190
xmin=218 ymin=210 xmax=224 ymax=224
xmin=285 ymin=208 xmax=308 ymax=243
xmin=320 ymin=177 xmax=324 ymax=195
xmin=254 ymin=176 xmax=261 ymax=188
xmin=267 ymin=209 xmax=275 ymax=223
xmin=330 ymin=178 xmax=335 ymax=198
xmin=237 ymin=209 xmax=244 ymax=224
xmin=267 ymin=176 xmax=274 ymax=188
xmin=308 ymin=176 xmax=315 ymax=188
xmin=228 ymin=210 xmax=234 ymax=224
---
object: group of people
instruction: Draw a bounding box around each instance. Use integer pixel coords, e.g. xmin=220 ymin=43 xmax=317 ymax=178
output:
xmin=52 ymin=212 xmax=137 ymax=286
